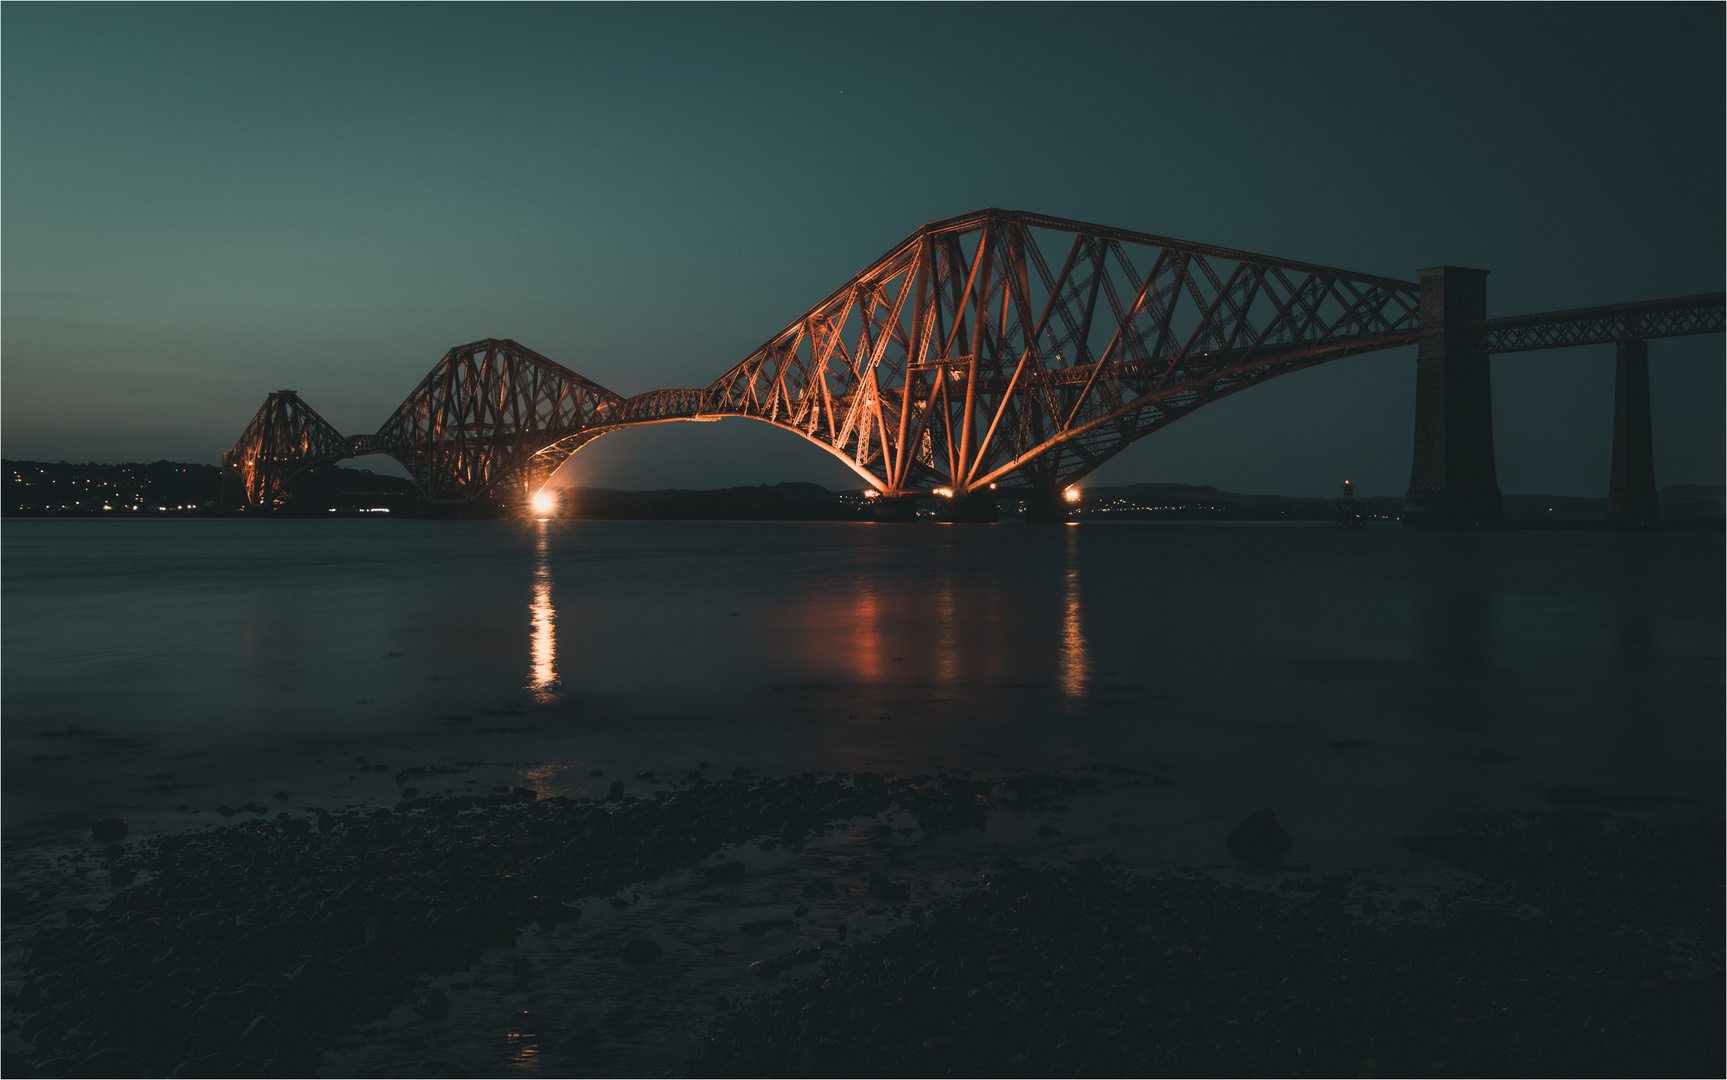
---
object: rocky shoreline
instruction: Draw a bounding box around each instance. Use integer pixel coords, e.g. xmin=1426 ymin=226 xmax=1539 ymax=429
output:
xmin=692 ymin=811 xmax=1723 ymax=1078
xmin=1 ymin=769 xmax=1720 ymax=1078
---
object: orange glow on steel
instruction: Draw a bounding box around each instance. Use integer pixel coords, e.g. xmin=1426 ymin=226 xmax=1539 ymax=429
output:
xmin=530 ymin=489 xmax=557 ymax=517
xmin=1063 ymin=488 xmax=1081 ymax=502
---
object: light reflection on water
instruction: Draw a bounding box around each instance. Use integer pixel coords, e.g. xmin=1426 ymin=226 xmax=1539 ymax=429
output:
xmin=529 ymin=521 xmax=557 ymax=704
xmin=1 ymin=519 xmax=1721 ymax=860
xmin=1060 ymin=523 xmax=1089 ymax=706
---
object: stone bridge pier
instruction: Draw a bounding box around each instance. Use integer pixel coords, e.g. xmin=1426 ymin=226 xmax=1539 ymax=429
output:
xmin=1401 ymin=268 xmax=1696 ymax=528
xmin=1402 ymin=266 xmax=1503 ymax=527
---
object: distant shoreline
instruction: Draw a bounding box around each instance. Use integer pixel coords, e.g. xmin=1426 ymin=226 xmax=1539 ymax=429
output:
xmin=5 ymin=459 xmax=1723 ymax=524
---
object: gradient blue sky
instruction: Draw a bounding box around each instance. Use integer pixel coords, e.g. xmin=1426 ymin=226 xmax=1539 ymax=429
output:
xmin=4 ymin=3 xmax=1722 ymax=497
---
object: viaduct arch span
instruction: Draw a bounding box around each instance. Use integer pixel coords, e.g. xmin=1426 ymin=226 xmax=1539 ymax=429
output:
xmin=224 ymin=208 xmax=1723 ymax=524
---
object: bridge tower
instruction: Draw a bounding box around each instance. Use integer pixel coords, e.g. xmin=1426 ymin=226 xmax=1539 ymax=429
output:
xmin=1606 ymin=337 xmax=1659 ymax=524
xmin=1402 ymin=266 xmax=1503 ymax=526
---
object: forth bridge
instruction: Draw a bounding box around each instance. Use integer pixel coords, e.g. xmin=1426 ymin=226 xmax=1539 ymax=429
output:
xmin=224 ymin=208 xmax=1724 ymax=526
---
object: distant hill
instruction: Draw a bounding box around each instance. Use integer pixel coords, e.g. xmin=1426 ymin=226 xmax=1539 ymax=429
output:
xmin=3 ymin=460 xmax=418 ymax=516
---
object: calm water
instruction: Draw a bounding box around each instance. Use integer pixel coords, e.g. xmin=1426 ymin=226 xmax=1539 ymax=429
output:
xmin=7 ymin=518 xmax=1721 ymax=1074
xmin=5 ymin=518 xmax=1721 ymax=866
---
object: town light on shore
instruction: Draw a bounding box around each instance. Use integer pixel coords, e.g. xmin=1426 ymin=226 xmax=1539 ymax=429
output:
xmin=531 ymin=489 xmax=557 ymax=517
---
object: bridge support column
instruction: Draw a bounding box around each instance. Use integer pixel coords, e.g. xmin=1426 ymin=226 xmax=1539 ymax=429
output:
xmin=1607 ymin=338 xmax=1659 ymax=525
xmin=1403 ymin=266 xmax=1504 ymax=527
xmin=936 ymin=492 xmax=999 ymax=523
xmin=871 ymin=495 xmax=919 ymax=523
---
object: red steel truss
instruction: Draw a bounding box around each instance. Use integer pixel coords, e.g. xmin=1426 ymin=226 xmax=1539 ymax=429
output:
xmin=223 ymin=208 xmax=1722 ymax=512
xmin=223 ymin=391 xmax=350 ymax=507
xmin=372 ymin=338 xmax=624 ymax=506
xmin=686 ymin=209 xmax=1420 ymax=497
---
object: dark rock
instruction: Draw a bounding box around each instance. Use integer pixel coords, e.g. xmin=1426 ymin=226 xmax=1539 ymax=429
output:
xmin=634 ymin=771 xmax=656 ymax=781
xmin=412 ymin=987 xmax=449 ymax=1020
xmin=731 ymin=767 xmax=751 ymax=779
xmin=1470 ymin=747 xmax=1508 ymax=762
xmin=741 ymin=919 xmax=793 ymax=937
xmin=1037 ymin=824 xmax=1062 ymax=838
xmin=606 ymin=781 xmax=625 ymax=801
xmin=2 ymin=891 xmax=28 ymax=917
xmin=535 ymin=903 xmax=581 ymax=927
xmin=868 ymin=872 xmax=911 ymax=902
xmin=705 ymin=861 xmax=747 ymax=883
xmin=216 ymin=805 xmax=237 ymax=818
xmin=621 ymin=938 xmax=662 ymax=962
xmin=274 ymin=791 xmax=289 ymax=800
xmin=90 ymin=818 xmax=129 ymax=843
xmin=316 ymin=811 xmax=335 ymax=833
xmin=1226 ymin=808 xmax=1292 ymax=866
xmin=102 ymin=843 xmax=126 ymax=860
xmin=430 ymin=907 xmax=516 ymax=949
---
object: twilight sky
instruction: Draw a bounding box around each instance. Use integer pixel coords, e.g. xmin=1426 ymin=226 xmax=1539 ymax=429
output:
xmin=4 ymin=4 xmax=1722 ymax=498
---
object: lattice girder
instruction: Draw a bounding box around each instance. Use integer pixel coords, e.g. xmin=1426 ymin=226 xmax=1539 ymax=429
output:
xmin=692 ymin=208 xmax=1421 ymax=495
xmin=226 ymin=391 xmax=350 ymax=507
xmin=373 ymin=338 xmax=625 ymax=504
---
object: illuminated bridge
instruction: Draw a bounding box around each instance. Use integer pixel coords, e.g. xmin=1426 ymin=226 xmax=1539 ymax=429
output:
xmin=224 ymin=208 xmax=1723 ymax=525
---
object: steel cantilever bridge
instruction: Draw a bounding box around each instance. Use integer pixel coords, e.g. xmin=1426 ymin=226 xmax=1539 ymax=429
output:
xmin=225 ymin=208 xmax=1724 ymax=524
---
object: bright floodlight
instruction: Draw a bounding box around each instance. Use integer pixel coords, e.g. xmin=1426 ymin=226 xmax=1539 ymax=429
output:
xmin=531 ymin=490 xmax=557 ymax=517
xmin=1064 ymin=488 xmax=1081 ymax=502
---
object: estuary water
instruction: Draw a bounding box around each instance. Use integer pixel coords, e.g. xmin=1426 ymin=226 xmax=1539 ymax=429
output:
xmin=5 ymin=517 xmax=1722 ymax=1074
xmin=5 ymin=517 xmax=1721 ymax=867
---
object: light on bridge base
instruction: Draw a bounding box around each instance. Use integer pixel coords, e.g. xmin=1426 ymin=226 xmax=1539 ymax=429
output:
xmin=1064 ymin=487 xmax=1082 ymax=503
xmin=530 ymin=489 xmax=558 ymax=518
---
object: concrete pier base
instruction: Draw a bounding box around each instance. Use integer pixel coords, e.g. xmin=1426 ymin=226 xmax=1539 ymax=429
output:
xmin=1402 ymin=266 xmax=1504 ymax=527
xmin=1607 ymin=338 xmax=1659 ymax=525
